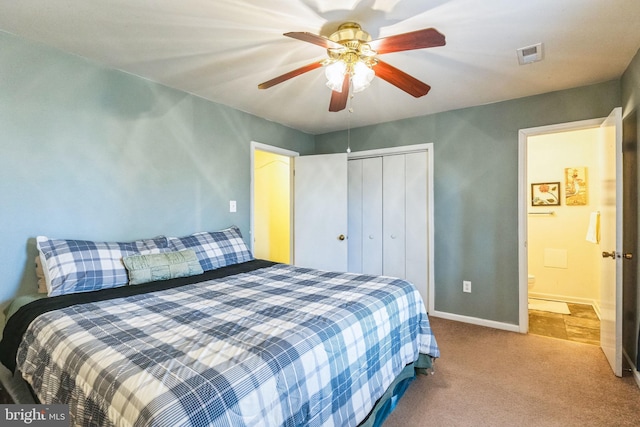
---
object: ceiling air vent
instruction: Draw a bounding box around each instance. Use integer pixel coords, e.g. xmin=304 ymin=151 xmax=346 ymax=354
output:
xmin=517 ymin=43 xmax=543 ymax=65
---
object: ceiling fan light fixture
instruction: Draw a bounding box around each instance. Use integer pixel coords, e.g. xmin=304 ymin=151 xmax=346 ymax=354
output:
xmin=259 ymin=22 xmax=446 ymax=111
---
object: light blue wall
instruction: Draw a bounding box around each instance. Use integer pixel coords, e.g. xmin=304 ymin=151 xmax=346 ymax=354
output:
xmin=315 ymin=80 xmax=621 ymax=325
xmin=0 ymin=31 xmax=315 ymax=305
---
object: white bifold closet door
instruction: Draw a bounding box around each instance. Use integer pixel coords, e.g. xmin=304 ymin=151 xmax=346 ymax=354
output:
xmin=348 ymin=157 xmax=384 ymax=275
xmin=403 ymin=152 xmax=428 ymax=303
xmin=348 ymin=151 xmax=428 ymax=308
xmin=382 ymin=154 xmax=407 ymax=279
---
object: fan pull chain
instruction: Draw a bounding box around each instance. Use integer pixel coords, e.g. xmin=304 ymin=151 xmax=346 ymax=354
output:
xmin=346 ymin=81 xmax=354 ymax=153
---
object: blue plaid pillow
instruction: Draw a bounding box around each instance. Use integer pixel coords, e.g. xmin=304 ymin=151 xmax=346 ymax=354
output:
xmin=167 ymin=226 xmax=253 ymax=272
xmin=36 ymin=236 xmax=169 ymax=296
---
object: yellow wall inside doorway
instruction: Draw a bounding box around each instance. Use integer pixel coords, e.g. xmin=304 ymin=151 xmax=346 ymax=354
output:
xmin=254 ymin=150 xmax=291 ymax=263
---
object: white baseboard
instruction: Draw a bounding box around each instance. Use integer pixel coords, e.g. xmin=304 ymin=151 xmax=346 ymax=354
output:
xmin=430 ymin=310 xmax=520 ymax=333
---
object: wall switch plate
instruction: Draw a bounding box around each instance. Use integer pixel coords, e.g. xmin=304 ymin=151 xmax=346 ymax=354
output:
xmin=229 ymin=200 xmax=237 ymax=213
xmin=463 ymin=280 xmax=472 ymax=293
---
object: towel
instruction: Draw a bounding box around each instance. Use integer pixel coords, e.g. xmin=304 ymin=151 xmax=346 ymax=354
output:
xmin=585 ymin=211 xmax=600 ymax=243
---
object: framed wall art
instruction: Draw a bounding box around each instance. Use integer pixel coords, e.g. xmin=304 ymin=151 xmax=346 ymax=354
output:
xmin=564 ymin=166 xmax=588 ymax=205
xmin=531 ymin=182 xmax=561 ymax=206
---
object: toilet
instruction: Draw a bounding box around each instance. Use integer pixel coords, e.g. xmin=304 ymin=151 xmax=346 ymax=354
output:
xmin=528 ymin=274 xmax=535 ymax=290
xmin=527 ymin=275 xmax=536 ymax=308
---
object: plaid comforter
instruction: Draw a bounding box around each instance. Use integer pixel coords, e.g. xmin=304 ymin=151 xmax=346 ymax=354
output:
xmin=16 ymin=264 xmax=439 ymax=427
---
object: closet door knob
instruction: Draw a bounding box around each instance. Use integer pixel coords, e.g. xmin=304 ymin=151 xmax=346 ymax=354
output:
xmin=390 ymin=234 xmax=397 ymax=239
xmin=369 ymin=235 xmax=375 ymax=239
xmin=623 ymin=253 xmax=633 ymax=260
xmin=338 ymin=234 xmax=346 ymax=241
xmin=602 ymin=251 xmax=616 ymax=259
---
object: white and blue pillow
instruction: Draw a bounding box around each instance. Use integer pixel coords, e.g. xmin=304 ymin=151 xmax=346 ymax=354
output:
xmin=36 ymin=226 xmax=253 ymax=297
xmin=167 ymin=226 xmax=253 ymax=272
xmin=36 ymin=236 xmax=168 ymax=297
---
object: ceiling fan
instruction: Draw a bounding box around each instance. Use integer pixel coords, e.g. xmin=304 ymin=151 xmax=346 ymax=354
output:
xmin=258 ymin=22 xmax=446 ymax=112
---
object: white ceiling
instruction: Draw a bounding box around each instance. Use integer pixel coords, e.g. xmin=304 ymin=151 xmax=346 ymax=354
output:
xmin=2 ymin=0 xmax=640 ymax=134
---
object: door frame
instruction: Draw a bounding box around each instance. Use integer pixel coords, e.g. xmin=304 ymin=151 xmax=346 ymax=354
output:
xmin=348 ymin=143 xmax=435 ymax=314
xmin=250 ymin=141 xmax=299 ymax=261
xmin=518 ymin=118 xmax=604 ymax=333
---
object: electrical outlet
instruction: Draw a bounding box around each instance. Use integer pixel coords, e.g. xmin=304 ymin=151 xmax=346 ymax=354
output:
xmin=463 ymin=280 xmax=472 ymax=293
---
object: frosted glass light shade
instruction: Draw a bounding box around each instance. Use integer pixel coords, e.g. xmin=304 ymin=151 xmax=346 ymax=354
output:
xmin=351 ymin=61 xmax=374 ymax=93
xmin=325 ymin=61 xmax=347 ymax=92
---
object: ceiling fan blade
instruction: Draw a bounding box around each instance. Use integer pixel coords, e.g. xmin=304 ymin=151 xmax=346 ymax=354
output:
xmin=258 ymin=60 xmax=324 ymax=89
xmin=284 ymin=32 xmax=345 ymax=49
xmin=369 ymin=28 xmax=445 ymax=54
xmin=329 ymin=73 xmax=350 ymax=112
xmin=374 ymin=60 xmax=431 ymax=97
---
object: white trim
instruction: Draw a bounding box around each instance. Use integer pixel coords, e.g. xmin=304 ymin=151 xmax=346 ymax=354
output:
xmin=518 ymin=130 xmax=529 ymax=333
xmin=251 ymin=141 xmax=300 ymax=158
xmin=348 ymin=143 xmax=435 ymax=314
xmin=426 ymin=145 xmax=435 ymax=315
xmin=249 ymin=141 xmax=299 ymax=259
xmin=519 ymin=119 xmax=603 ymax=136
xmin=348 ymin=143 xmax=433 ymax=159
xmin=518 ymin=118 xmax=604 ymax=333
xmin=430 ymin=310 xmax=520 ymax=333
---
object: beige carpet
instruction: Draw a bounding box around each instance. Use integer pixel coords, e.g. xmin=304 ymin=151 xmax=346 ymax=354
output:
xmin=384 ymin=317 xmax=640 ymax=427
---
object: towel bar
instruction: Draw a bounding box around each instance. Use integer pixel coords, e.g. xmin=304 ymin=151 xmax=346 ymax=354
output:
xmin=528 ymin=211 xmax=555 ymax=216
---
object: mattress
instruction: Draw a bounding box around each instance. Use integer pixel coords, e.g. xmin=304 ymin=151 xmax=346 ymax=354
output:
xmin=0 ymin=260 xmax=439 ymax=426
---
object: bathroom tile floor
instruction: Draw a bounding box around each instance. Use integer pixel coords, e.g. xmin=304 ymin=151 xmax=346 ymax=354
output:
xmin=528 ymin=302 xmax=600 ymax=345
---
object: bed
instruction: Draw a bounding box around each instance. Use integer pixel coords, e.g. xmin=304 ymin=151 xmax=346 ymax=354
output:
xmin=0 ymin=226 xmax=439 ymax=427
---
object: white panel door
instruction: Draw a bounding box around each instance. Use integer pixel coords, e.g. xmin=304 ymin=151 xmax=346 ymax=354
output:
xmin=383 ymin=155 xmax=406 ymax=279
xmin=404 ymin=152 xmax=429 ymax=309
xmin=294 ymin=153 xmax=348 ymax=271
xmin=599 ymin=107 xmax=623 ymax=377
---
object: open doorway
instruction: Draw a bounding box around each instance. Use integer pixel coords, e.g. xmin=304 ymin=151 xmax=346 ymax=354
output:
xmin=250 ymin=142 xmax=298 ymax=263
xmin=519 ymin=117 xmax=604 ymax=333
xmin=525 ymin=126 xmax=602 ymax=345
xmin=519 ymin=108 xmax=628 ymax=378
